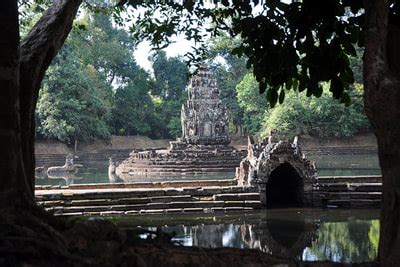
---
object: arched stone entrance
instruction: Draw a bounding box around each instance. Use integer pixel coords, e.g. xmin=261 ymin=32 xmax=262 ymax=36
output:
xmin=265 ymin=162 xmax=304 ymax=208
xmin=236 ymin=134 xmax=320 ymax=207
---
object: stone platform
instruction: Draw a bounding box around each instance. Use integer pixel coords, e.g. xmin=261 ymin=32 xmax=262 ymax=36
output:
xmin=116 ymin=65 xmax=244 ymax=178
xmin=116 ymin=145 xmax=245 ymax=179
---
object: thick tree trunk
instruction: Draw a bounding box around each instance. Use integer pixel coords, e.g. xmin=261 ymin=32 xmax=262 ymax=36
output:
xmin=19 ymin=0 xmax=82 ymax=194
xmin=0 ymin=0 xmax=33 ymax=205
xmin=364 ymin=1 xmax=400 ymax=265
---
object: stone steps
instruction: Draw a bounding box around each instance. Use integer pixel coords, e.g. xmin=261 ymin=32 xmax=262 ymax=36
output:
xmin=35 ymin=186 xmax=261 ymax=216
xmin=318 ymin=179 xmax=382 ymax=208
xmin=318 ymin=175 xmax=382 ymax=184
xmin=118 ymin=167 xmax=237 ymax=174
xmin=319 ymin=182 xmax=382 ymax=192
xmin=325 ymin=199 xmax=381 ymax=208
xmin=35 ymin=150 xmax=131 ymax=167
xmin=35 ymin=179 xmax=237 ymax=191
xmin=120 ymin=162 xmax=241 ymax=168
xmin=45 ymin=200 xmax=262 ymax=214
xmin=324 ymin=192 xmax=381 ymax=200
xmin=36 ymin=186 xmax=259 ymax=201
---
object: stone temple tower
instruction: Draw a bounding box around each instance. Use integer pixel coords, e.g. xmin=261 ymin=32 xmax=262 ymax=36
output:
xmin=181 ymin=65 xmax=230 ymax=145
xmin=116 ymin=64 xmax=245 ymax=179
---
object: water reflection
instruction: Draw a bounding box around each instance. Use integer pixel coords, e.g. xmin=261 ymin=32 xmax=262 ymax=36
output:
xmin=127 ymin=209 xmax=379 ymax=263
xmin=303 ymin=219 xmax=379 ymax=262
xmin=36 ymin=173 xmax=83 ymax=185
xmin=108 ymin=172 xmax=124 ymax=183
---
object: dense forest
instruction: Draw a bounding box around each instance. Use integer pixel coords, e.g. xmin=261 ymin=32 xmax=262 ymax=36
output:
xmin=33 ymin=12 xmax=370 ymax=145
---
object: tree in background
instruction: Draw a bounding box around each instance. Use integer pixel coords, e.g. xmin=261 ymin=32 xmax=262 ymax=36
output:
xmin=207 ymin=36 xmax=247 ymax=136
xmin=263 ymin=84 xmax=369 ymax=139
xmin=151 ymin=51 xmax=188 ymax=138
xmin=36 ymin=13 xmax=160 ymax=142
xmin=111 ymin=70 xmax=155 ymax=136
xmin=236 ymin=73 xmax=268 ymax=135
xmin=36 ymin=46 xmax=112 ymax=148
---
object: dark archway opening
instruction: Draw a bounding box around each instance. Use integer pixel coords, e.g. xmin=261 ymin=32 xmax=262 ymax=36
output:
xmin=265 ymin=162 xmax=304 ymax=208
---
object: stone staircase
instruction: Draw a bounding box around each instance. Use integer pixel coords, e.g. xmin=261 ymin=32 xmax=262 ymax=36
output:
xmin=35 ymin=175 xmax=383 ymax=215
xmin=35 ymin=181 xmax=261 ymax=217
xmin=35 ymin=149 xmax=132 ymax=167
xmin=318 ymin=175 xmax=382 ymax=208
xmin=116 ymin=148 xmax=245 ymax=178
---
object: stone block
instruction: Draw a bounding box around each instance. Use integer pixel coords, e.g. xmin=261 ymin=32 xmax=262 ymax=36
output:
xmin=165 ymin=208 xmax=184 ymax=213
xmin=125 ymin=210 xmax=139 ymax=215
xmin=57 ymin=212 xmax=83 ymax=217
xmin=71 ymin=199 xmax=111 ymax=206
xmin=244 ymin=201 xmax=262 ymax=209
xmin=183 ymin=208 xmax=204 ymax=213
xmin=100 ymin=211 xmax=125 ymax=216
xmin=224 ymin=201 xmax=244 ymax=207
xmin=237 ymin=193 xmax=260 ymax=200
xmin=224 ymin=207 xmax=245 ymax=212
xmin=211 ymin=207 xmax=224 ymax=212
xmin=213 ymin=194 xmax=238 ymax=201
xmin=139 ymin=209 xmax=165 ymax=214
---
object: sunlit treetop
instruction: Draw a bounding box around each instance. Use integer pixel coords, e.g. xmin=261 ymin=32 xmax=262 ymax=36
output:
xmin=112 ymin=0 xmax=400 ymax=107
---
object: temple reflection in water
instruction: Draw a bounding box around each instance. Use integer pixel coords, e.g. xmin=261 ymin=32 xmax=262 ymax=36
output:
xmin=140 ymin=209 xmax=379 ymax=263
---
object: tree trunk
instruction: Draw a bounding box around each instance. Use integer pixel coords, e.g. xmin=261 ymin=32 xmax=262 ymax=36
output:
xmin=0 ymin=0 xmax=33 ymax=206
xmin=364 ymin=1 xmax=400 ymax=265
xmin=19 ymin=0 xmax=83 ymax=195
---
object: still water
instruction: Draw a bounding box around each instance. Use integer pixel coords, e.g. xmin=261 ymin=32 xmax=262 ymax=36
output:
xmin=35 ymin=152 xmax=381 ymax=186
xmin=115 ymin=208 xmax=380 ymax=263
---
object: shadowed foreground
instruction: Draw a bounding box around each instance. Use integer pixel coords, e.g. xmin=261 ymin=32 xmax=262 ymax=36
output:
xmin=0 ymin=207 xmax=379 ymax=267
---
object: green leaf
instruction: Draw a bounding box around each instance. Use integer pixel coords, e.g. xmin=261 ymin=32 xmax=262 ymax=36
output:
xmin=341 ymin=92 xmax=352 ymax=106
xmin=330 ymin=78 xmax=344 ymax=99
xmin=267 ymin=88 xmax=278 ymax=108
xmin=279 ymin=89 xmax=285 ymax=104
xmin=285 ymin=78 xmax=292 ymax=90
xmin=315 ymin=85 xmax=323 ymax=97
xmin=293 ymin=79 xmax=299 ymax=91
xmin=259 ymin=80 xmax=267 ymax=94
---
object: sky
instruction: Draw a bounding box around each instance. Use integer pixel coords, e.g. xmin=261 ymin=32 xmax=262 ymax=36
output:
xmin=133 ymin=37 xmax=194 ymax=73
xmin=131 ymin=2 xmax=265 ymax=73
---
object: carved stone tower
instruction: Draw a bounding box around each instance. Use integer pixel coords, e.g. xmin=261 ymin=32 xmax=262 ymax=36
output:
xmin=181 ymin=65 xmax=230 ymax=145
xmin=116 ymin=64 xmax=245 ymax=179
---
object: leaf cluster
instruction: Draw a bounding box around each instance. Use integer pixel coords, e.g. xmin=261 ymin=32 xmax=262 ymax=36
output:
xmin=118 ymin=0 xmax=371 ymax=107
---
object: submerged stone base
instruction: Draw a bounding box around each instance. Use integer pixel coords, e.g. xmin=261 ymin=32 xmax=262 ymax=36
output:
xmin=115 ymin=143 xmax=245 ymax=179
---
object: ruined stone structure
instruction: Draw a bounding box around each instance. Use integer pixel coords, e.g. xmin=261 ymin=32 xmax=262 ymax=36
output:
xmin=236 ymin=133 xmax=320 ymax=207
xmin=179 ymin=66 xmax=230 ymax=145
xmin=116 ymin=65 xmax=244 ymax=179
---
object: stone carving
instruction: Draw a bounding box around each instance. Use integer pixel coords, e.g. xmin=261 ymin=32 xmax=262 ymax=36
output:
xmin=116 ymin=65 xmax=244 ymax=178
xmin=236 ymin=133 xmax=319 ymax=207
xmin=181 ymin=65 xmax=230 ymax=145
xmin=108 ymin=158 xmax=123 ymax=183
xmin=47 ymin=154 xmax=82 ymax=175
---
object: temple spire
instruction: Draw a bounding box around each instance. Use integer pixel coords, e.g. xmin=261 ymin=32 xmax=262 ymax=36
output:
xmin=181 ymin=65 xmax=230 ymax=145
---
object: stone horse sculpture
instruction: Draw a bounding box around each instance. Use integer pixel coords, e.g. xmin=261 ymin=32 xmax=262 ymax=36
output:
xmin=47 ymin=154 xmax=82 ymax=175
xmin=108 ymin=157 xmax=123 ymax=183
